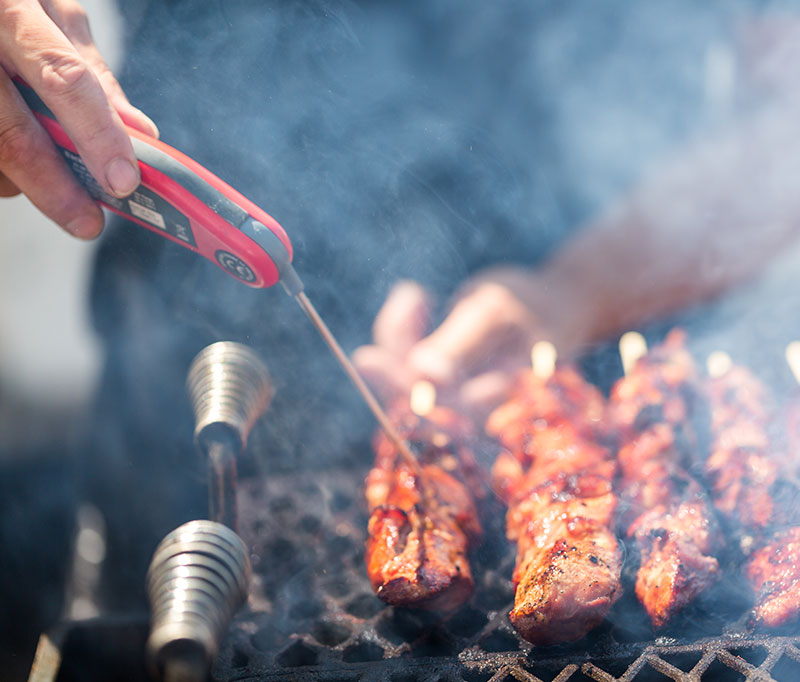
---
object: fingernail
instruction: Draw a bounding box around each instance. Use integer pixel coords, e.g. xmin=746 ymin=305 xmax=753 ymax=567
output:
xmin=105 ymin=157 xmax=139 ymax=197
xmin=145 ymin=117 xmax=160 ymax=139
xmin=66 ymin=213 xmax=103 ymax=239
xmin=138 ymin=111 xmax=160 ymax=138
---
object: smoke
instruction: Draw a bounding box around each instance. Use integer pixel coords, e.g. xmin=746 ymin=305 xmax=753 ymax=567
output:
xmin=52 ymin=0 xmax=800 ymax=625
xmin=90 ymin=1 xmax=800 ymax=462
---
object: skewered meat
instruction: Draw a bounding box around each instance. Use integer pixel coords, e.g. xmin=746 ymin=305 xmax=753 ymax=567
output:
xmin=625 ymin=478 xmax=720 ymax=627
xmin=488 ymin=367 xmax=622 ymax=645
xmin=365 ymin=406 xmax=483 ymax=611
xmin=487 ymin=365 xmax=609 ymax=449
xmin=704 ymin=364 xmax=778 ymax=537
xmin=747 ymin=528 xmax=800 ymax=628
xmin=611 ymin=330 xmax=721 ymax=628
xmin=610 ymin=329 xmax=697 ymax=441
xmin=503 ymin=429 xmax=621 ymax=645
xmin=704 ymin=361 xmax=800 ymax=627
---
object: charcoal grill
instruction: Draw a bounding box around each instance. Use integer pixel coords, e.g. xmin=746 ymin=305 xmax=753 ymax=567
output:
xmin=206 ymin=468 xmax=800 ymax=682
xmin=43 ymin=334 xmax=800 ymax=682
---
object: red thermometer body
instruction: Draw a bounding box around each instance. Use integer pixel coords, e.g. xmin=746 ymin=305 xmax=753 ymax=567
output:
xmin=14 ymin=78 xmax=300 ymax=292
xmin=14 ymin=78 xmax=420 ymax=461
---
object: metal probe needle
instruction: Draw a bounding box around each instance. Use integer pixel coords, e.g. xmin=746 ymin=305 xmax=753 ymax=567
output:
xmin=292 ymin=291 xmax=420 ymax=469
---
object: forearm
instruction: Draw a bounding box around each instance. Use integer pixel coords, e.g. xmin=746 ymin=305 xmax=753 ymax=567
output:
xmin=542 ymin=95 xmax=800 ymax=345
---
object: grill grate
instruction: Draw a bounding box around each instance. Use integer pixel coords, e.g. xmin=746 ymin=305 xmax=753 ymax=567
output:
xmin=213 ymin=471 xmax=800 ymax=682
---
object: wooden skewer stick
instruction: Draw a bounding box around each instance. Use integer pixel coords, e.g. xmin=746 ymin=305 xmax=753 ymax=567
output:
xmin=531 ymin=340 xmax=557 ymax=381
xmin=619 ymin=331 xmax=647 ymax=377
xmin=706 ymin=350 xmax=733 ymax=379
xmin=410 ymin=380 xmax=437 ymax=417
xmin=786 ymin=341 xmax=800 ymax=385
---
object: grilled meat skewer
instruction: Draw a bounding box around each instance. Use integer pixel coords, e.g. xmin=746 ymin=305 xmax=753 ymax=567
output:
xmin=703 ymin=359 xmax=800 ymax=628
xmin=617 ymin=424 xmax=721 ymax=627
xmin=611 ymin=330 xmax=721 ymax=628
xmin=365 ymin=406 xmax=483 ymax=611
xmin=486 ymin=364 xmax=609 ymax=447
xmin=488 ymin=366 xmax=623 ymax=645
xmin=747 ymin=527 xmax=800 ymax=628
xmin=704 ymin=364 xmax=778 ymax=538
xmin=611 ymin=329 xmax=698 ymax=441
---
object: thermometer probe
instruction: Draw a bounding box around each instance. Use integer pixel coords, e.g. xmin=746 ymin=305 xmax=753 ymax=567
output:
xmin=14 ymin=78 xmax=417 ymax=467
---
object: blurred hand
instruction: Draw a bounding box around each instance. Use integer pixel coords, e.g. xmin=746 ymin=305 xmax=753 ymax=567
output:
xmin=353 ymin=266 xmax=574 ymax=420
xmin=0 ymin=0 xmax=158 ymax=238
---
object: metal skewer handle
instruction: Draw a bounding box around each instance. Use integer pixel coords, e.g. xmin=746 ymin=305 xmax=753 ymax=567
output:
xmin=187 ymin=342 xmax=273 ymax=529
xmin=146 ymin=520 xmax=251 ymax=682
xmin=186 ymin=341 xmax=273 ymax=451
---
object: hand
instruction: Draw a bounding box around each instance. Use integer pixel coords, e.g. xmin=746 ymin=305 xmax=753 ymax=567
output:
xmin=0 ymin=0 xmax=159 ymax=238
xmin=353 ymin=266 xmax=578 ymax=420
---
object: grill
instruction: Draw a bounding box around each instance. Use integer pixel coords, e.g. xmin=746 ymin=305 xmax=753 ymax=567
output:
xmin=210 ymin=468 xmax=800 ymax=682
xmin=40 ymin=340 xmax=800 ymax=682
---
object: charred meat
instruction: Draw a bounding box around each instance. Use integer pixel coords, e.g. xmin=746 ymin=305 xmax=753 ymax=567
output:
xmin=365 ymin=406 xmax=483 ymax=611
xmin=488 ymin=367 xmax=622 ymax=645
xmin=704 ymin=362 xmax=800 ymax=627
xmin=747 ymin=527 xmax=800 ymax=628
xmin=611 ymin=330 xmax=721 ymax=628
xmin=610 ymin=329 xmax=698 ymax=442
xmin=704 ymin=364 xmax=778 ymax=537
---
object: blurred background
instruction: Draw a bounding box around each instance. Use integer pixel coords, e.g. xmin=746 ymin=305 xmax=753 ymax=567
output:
xmin=0 ymin=0 xmax=121 ymax=458
xmin=0 ymin=3 xmax=121 ymax=678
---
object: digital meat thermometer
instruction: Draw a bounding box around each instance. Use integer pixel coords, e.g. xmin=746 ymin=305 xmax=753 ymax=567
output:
xmin=14 ymin=78 xmax=417 ymax=467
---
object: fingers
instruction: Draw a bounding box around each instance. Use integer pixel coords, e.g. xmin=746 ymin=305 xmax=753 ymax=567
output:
xmin=352 ymin=344 xmax=415 ymax=404
xmin=372 ymin=280 xmax=432 ymax=357
xmin=0 ymin=0 xmax=140 ymax=199
xmin=457 ymin=367 xmax=521 ymax=422
xmin=357 ymin=275 xmax=538 ymax=417
xmin=356 ymin=280 xmax=433 ymax=403
xmin=354 ymin=344 xmax=522 ymax=420
xmin=0 ymin=68 xmax=103 ymax=236
xmin=406 ymin=281 xmax=536 ymax=386
xmin=0 ymin=0 xmax=149 ymax=236
xmin=0 ymin=171 xmax=20 ymax=196
xmin=40 ymin=0 xmax=159 ymax=137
